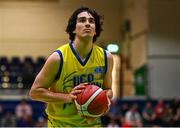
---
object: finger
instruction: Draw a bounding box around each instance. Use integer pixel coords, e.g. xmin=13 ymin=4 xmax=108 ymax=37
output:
xmin=105 ymin=97 xmax=111 ymax=112
xmin=74 ymin=85 xmax=86 ymax=90
xmin=107 ymin=97 xmax=111 ymax=107
xmin=83 ymin=83 xmax=88 ymax=86
xmin=79 ymin=83 xmax=88 ymax=86
xmin=71 ymin=95 xmax=77 ymax=100
xmin=68 ymin=94 xmax=77 ymax=101
xmin=71 ymin=90 xmax=83 ymax=95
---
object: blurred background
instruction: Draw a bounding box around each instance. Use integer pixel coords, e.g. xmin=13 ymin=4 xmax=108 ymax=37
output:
xmin=0 ymin=0 xmax=179 ymax=127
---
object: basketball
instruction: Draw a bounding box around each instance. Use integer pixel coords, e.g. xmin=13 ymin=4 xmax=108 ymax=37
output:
xmin=74 ymin=84 xmax=110 ymax=117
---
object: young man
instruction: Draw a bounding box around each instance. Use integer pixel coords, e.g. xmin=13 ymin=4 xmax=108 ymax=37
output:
xmin=29 ymin=7 xmax=113 ymax=127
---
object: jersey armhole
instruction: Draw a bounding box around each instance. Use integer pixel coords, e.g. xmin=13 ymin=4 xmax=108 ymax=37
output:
xmin=103 ymin=49 xmax=108 ymax=74
xmin=54 ymin=50 xmax=63 ymax=81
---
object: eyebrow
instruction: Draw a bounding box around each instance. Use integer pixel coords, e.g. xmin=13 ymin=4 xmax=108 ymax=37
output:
xmin=77 ymin=17 xmax=95 ymax=20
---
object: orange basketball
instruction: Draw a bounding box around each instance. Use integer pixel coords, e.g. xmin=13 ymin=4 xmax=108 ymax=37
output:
xmin=74 ymin=84 xmax=110 ymax=117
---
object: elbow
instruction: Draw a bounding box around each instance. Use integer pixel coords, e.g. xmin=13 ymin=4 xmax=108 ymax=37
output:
xmin=29 ymin=86 xmax=45 ymax=101
xmin=28 ymin=89 xmax=33 ymax=99
xmin=29 ymin=89 xmax=33 ymax=98
xmin=29 ymin=88 xmax=37 ymax=100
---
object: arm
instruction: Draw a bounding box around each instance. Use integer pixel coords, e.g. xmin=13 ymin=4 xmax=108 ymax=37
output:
xmin=29 ymin=52 xmax=84 ymax=103
xmin=142 ymin=110 xmax=150 ymax=120
xmin=103 ymin=51 xmax=114 ymax=99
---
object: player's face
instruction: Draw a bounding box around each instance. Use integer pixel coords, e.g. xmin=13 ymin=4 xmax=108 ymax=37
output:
xmin=74 ymin=11 xmax=96 ymax=40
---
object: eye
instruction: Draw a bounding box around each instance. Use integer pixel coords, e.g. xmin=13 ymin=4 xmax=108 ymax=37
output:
xmin=89 ymin=18 xmax=95 ymax=24
xmin=77 ymin=17 xmax=86 ymax=23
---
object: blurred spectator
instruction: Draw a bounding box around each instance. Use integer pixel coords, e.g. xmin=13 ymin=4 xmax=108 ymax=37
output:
xmin=22 ymin=62 xmax=35 ymax=89
xmin=161 ymin=104 xmax=173 ymax=126
xmin=35 ymin=57 xmax=45 ymax=75
xmin=125 ymin=104 xmax=142 ymax=127
xmin=107 ymin=118 xmax=119 ymax=128
xmin=154 ymin=99 xmax=165 ymax=126
xmin=35 ymin=116 xmax=47 ymax=127
xmin=1 ymin=112 xmax=16 ymax=127
xmin=121 ymin=103 xmax=129 ymax=117
xmin=15 ymin=99 xmax=33 ymax=119
xmin=108 ymin=99 xmax=121 ymax=125
xmin=16 ymin=111 xmax=34 ymax=127
xmin=142 ymin=101 xmax=156 ymax=126
xmin=170 ymin=98 xmax=179 ymax=116
xmin=120 ymin=116 xmax=131 ymax=128
xmin=172 ymin=107 xmax=180 ymax=126
xmin=0 ymin=104 xmax=4 ymax=126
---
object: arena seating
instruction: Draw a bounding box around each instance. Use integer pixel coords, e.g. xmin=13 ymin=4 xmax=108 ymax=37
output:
xmin=0 ymin=56 xmax=46 ymax=89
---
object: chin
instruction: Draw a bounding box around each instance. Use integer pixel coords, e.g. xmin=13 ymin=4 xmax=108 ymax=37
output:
xmin=81 ymin=34 xmax=92 ymax=38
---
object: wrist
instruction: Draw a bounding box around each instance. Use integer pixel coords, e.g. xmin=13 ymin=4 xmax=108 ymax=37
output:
xmin=106 ymin=89 xmax=113 ymax=99
xmin=65 ymin=93 xmax=73 ymax=103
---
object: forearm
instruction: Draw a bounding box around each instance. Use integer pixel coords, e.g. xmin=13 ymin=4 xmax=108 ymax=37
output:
xmin=29 ymin=87 xmax=72 ymax=103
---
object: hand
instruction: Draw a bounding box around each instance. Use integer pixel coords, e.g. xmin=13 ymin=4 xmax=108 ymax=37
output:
xmin=66 ymin=83 xmax=87 ymax=103
xmin=105 ymin=96 xmax=111 ymax=114
xmin=102 ymin=90 xmax=111 ymax=116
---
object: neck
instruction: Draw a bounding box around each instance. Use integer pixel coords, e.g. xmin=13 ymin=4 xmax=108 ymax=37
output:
xmin=73 ymin=37 xmax=93 ymax=59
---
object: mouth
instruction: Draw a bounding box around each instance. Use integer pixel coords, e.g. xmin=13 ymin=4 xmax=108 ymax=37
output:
xmin=83 ymin=29 xmax=91 ymax=32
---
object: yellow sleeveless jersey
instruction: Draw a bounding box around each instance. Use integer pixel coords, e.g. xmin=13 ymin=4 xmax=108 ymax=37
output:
xmin=46 ymin=42 xmax=108 ymax=127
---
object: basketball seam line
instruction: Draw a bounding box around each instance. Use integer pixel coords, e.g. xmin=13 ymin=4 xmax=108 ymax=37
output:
xmin=75 ymin=88 xmax=104 ymax=117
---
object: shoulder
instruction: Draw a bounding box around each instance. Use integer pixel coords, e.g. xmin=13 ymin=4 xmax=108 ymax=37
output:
xmin=41 ymin=51 xmax=62 ymax=78
xmin=48 ymin=43 xmax=69 ymax=63
xmin=44 ymin=50 xmax=63 ymax=71
xmin=106 ymin=50 xmax=113 ymax=61
xmin=104 ymin=50 xmax=113 ymax=65
xmin=47 ymin=52 xmax=61 ymax=64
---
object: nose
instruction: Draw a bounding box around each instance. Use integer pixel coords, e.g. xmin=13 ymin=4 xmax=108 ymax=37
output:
xmin=84 ymin=19 xmax=91 ymax=27
xmin=85 ymin=23 xmax=90 ymax=28
xmin=85 ymin=21 xmax=91 ymax=28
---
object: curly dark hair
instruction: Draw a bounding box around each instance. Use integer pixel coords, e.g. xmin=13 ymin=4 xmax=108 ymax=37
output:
xmin=66 ymin=7 xmax=103 ymax=43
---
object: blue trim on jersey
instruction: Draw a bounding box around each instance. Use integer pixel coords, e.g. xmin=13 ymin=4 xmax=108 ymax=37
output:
xmin=69 ymin=42 xmax=93 ymax=66
xmin=103 ymin=49 xmax=108 ymax=73
xmin=54 ymin=50 xmax=63 ymax=81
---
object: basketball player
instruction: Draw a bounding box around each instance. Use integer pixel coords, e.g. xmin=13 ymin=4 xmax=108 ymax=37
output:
xmin=29 ymin=7 xmax=113 ymax=127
